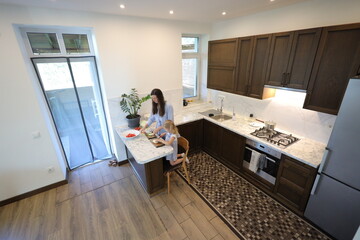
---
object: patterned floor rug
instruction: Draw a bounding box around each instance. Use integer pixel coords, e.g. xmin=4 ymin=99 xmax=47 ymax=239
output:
xmin=177 ymin=151 xmax=331 ymax=240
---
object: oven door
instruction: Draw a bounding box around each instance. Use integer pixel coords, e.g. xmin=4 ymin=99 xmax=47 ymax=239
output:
xmin=243 ymin=145 xmax=280 ymax=185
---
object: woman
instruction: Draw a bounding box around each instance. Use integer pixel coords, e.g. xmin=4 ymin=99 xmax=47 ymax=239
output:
xmin=140 ymin=88 xmax=174 ymax=136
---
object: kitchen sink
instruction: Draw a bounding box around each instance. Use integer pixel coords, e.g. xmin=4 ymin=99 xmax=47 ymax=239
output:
xmin=199 ymin=109 xmax=222 ymax=116
xmin=211 ymin=114 xmax=232 ymax=122
xmin=199 ymin=109 xmax=232 ymax=122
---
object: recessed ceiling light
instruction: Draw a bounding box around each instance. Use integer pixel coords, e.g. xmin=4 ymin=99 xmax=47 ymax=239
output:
xmin=270 ymin=0 xmax=275 ymax=2
xmin=120 ymin=4 xmax=125 ymax=9
xmin=169 ymin=10 xmax=174 ymax=14
xmin=222 ymin=12 xmax=227 ymax=15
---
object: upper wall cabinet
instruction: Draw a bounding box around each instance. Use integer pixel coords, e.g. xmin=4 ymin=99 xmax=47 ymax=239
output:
xmin=303 ymin=23 xmax=360 ymax=115
xmin=233 ymin=36 xmax=253 ymax=96
xmin=234 ymin=35 xmax=275 ymax=99
xmin=265 ymin=28 xmax=321 ymax=90
xmin=208 ymin=38 xmax=238 ymax=92
xmin=247 ymin=34 xmax=274 ymax=99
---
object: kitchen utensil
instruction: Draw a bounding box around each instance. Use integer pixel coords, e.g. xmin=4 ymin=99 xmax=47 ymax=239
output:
xmin=264 ymin=121 xmax=276 ymax=130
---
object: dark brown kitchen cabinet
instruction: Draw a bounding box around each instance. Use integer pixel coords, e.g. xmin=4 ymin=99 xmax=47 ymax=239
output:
xmin=218 ymin=127 xmax=245 ymax=172
xmin=234 ymin=34 xmax=275 ymax=99
xmin=304 ymin=23 xmax=360 ymax=115
xmin=202 ymin=120 xmax=221 ymax=158
xmin=177 ymin=120 xmax=203 ymax=154
xmin=266 ymin=28 xmax=321 ymax=90
xmin=246 ymin=34 xmax=275 ymax=99
xmin=208 ymin=38 xmax=238 ymax=91
xmin=202 ymin=120 xmax=245 ymax=173
xmin=207 ymin=66 xmax=237 ymax=92
xmin=234 ymin=36 xmax=253 ymax=96
xmin=274 ymin=155 xmax=317 ymax=213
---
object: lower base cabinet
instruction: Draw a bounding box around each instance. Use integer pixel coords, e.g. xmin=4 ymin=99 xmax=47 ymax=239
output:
xmin=179 ymin=119 xmax=317 ymax=215
xmin=177 ymin=120 xmax=203 ymax=153
xmin=274 ymin=155 xmax=317 ymax=213
xmin=203 ymin=120 xmax=245 ymax=173
xmin=218 ymin=127 xmax=245 ymax=173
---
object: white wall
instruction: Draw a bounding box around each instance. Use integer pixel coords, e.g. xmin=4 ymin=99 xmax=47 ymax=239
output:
xmin=0 ymin=3 xmax=210 ymax=201
xmin=207 ymin=0 xmax=360 ymax=144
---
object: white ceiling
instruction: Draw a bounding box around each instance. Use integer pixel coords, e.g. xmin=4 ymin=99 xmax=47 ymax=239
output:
xmin=0 ymin=0 xmax=310 ymax=23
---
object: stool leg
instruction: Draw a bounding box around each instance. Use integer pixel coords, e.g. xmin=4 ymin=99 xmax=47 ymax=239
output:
xmin=167 ymin=172 xmax=170 ymax=194
xmin=183 ymin=164 xmax=190 ymax=184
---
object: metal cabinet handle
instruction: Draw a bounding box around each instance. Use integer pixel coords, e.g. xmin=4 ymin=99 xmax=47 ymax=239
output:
xmin=310 ymin=174 xmax=321 ymax=195
xmin=245 ymin=147 xmax=276 ymax=163
xmin=285 ymin=73 xmax=291 ymax=85
xmin=318 ymin=148 xmax=330 ymax=173
xmin=281 ymin=73 xmax=286 ymax=85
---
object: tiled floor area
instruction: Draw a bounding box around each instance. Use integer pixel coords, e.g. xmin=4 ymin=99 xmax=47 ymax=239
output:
xmin=178 ymin=151 xmax=331 ymax=240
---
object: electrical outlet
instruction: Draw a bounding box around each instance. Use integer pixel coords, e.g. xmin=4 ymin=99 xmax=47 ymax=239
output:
xmin=218 ymin=95 xmax=225 ymax=100
xmin=47 ymin=167 xmax=55 ymax=173
xmin=32 ymin=131 xmax=41 ymax=139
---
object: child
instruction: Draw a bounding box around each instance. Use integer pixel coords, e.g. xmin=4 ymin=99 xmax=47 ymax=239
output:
xmin=157 ymin=120 xmax=186 ymax=166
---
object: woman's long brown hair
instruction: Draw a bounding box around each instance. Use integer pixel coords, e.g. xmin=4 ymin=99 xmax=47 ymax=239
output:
xmin=151 ymin=88 xmax=165 ymax=116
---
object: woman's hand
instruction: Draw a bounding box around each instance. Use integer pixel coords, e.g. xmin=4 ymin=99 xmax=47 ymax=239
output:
xmin=140 ymin=127 xmax=147 ymax=133
xmin=153 ymin=126 xmax=162 ymax=134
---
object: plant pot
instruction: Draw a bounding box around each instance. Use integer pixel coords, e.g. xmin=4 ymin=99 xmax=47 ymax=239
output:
xmin=126 ymin=115 xmax=141 ymax=128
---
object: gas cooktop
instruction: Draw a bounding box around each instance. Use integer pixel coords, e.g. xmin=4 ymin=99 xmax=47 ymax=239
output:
xmin=250 ymin=127 xmax=299 ymax=148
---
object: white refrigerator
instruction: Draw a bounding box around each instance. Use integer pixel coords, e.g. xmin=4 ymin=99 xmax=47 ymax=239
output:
xmin=305 ymin=77 xmax=360 ymax=240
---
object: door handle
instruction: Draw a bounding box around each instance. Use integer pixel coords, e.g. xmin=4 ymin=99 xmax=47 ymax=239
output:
xmin=310 ymin=174 xmax=321 ymax=195
xmin=285 ymin=73 xmax=291 ymax=85
xmin=318 ymin=148 xmax=330 ymax=173
xmin=281 ymin=73 xmax=286 ymax=85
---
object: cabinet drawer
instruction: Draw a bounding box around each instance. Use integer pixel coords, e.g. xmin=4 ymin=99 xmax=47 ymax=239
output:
xmin=281 ymin=158 xmax=312 ymax=188
xmin=276 ymin=178 xmax=304 ymax=207
xmin=275 ymin=155 xmax=317 ymax=212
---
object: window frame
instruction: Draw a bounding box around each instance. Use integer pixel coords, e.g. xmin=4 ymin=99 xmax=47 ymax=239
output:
xmin=19 ymin=26 xmax=94 ymax=57
xmin=182 ymin=35 xmax=201 ymax=100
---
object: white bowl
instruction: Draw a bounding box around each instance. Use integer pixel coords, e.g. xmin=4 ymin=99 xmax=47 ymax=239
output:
xmin=122 ymin=130 xmax=140 ymax=139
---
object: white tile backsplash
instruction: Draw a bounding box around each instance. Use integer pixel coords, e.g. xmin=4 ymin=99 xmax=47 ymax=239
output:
xmin=208 ymin=88 xmax=336 ymax=144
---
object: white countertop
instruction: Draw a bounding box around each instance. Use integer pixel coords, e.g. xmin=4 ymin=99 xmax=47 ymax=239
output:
xmin=115 ymin=126 xmax=173 ymax=164
xmin=174 ymin=102 xmax=326 ymax=168
xmin=116 ymin=101 xmax=326 ymax=168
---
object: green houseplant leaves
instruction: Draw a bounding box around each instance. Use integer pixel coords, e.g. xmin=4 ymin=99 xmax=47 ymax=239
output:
xmin=120 ymin=88 xmax=151 ymax=119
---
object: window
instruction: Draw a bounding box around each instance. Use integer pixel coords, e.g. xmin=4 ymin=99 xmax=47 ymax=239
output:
xmin=21 ymin=27 xmax=93 ymax=57
xmin=19 ymin=26 xmax=113 ymax=170
xmin=182 ymin=36 xmax=200 ymax=99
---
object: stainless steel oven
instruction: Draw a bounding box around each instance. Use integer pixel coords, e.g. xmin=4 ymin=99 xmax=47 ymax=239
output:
xmin=243 ymin=139 xmax=282 ymax=185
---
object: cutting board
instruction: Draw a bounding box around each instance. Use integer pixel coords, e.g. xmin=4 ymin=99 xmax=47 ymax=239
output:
xmin=150 ymin=139 xmax=164 ymax=148
xmin=145 ymin=132 xmax=157 ymax=139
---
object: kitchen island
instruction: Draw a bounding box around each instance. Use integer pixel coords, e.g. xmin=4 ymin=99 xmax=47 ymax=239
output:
xmin=115 ymin=126 xmax=173 ymax=195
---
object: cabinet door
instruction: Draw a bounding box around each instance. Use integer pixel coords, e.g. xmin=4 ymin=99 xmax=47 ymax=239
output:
xmin=207 ymin=66 xmax=236 ymax=92
xmin=275 ymin=155 xmax=317 ymax=212
xmin=266 ymin=32 xmax=294 ymax=87
xmin=203 ymin=120 xmax=221 ymax=157
xmin=286 ymin=28 xmax=321 ymax=90
xmin=304 ymin=23 xmax=360 ymax=115
xmin=177 ymin=120 xmax=203 ymax=153
xmin=248 ymin=34 xmax=272 ymax=99
xmin=208 ymin=38 xmax=238 ymax=67
xmin=219 ymin=128 xmax=245 ymax=172
xmin=234 ymin=36 xmax=253 ymax=95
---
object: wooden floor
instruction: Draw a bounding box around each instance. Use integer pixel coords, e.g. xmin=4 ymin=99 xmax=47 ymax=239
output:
xmin=0 ymin=161 xmax=239 ymax=240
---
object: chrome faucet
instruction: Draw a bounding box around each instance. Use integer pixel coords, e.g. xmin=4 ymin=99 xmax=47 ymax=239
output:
xmin=220 ymin=98 xmax=223 ymax=113
xmin=218 ymin=96 xmax=224 ymax=113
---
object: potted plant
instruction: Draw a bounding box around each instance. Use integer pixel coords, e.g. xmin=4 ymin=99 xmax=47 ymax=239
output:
xmin=120 ymin=88 xmax=151 ymax=128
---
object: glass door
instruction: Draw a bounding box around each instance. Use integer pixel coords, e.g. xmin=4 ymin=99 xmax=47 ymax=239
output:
xmin=32 ymin=57 xmax=112 ymax=169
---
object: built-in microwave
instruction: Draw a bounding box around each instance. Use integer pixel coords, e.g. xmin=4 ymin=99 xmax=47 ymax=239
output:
xmin=243 ymin=139 xmax=281 ymax=185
